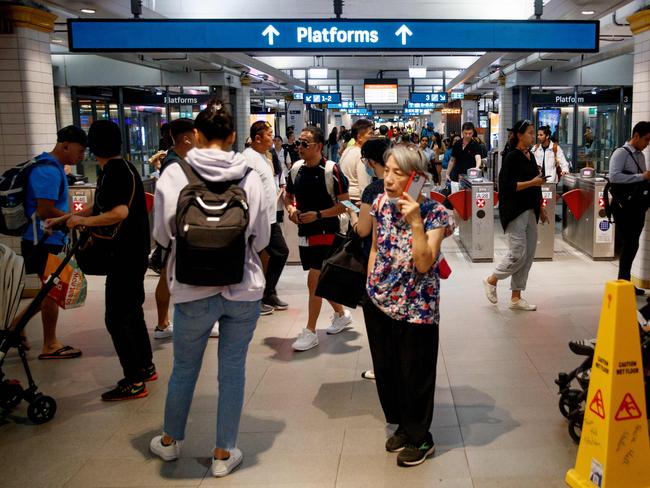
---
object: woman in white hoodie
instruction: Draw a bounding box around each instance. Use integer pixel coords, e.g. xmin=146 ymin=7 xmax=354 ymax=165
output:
xmin=149 ymin=100 xmax=271 ymax=477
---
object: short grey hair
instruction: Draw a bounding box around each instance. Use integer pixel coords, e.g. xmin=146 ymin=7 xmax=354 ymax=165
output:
xmin=384 ymin=145 xmax=429 ymax=176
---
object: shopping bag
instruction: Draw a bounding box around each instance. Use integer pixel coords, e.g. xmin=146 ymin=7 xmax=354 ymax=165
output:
xmin=40 ymin=252 xmax=87 ymax=309
xmin=315 ymin=232 xmax=366 ymax=308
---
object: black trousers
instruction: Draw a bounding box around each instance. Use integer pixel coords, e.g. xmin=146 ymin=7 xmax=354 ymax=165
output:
xmin=362 ymin=299 xmax=439 ymax=446
xmin=264 ymin=222 xmax=289 ymax=298
xmin=105 ymin=264 xmax=153 ymax=383
xmin=614 ymin=206 xmax=647 ymax=281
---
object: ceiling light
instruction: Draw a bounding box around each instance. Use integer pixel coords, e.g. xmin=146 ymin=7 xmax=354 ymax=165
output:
xmin=292 ymin=69 xmax=306 ymax=79
xmin=51 ymin=38 xmax=63 ymax=44
xmin=308 ymin=68 xmax=328 ymax=79
xmin=80 ymin=8 xmax=96 ymax=14
xmin=409 ymin=67 xmax=427 ymax=78
xmin=581 ymin=10 xmax=595 ymax=15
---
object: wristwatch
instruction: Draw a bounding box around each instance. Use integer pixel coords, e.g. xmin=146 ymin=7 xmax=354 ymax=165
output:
xmin=316 ymin=210 xmax=322 ymax=220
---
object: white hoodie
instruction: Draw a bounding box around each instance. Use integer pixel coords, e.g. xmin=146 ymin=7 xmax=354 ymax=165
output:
xmin=153 ymin=147 xmax=271 ymax=304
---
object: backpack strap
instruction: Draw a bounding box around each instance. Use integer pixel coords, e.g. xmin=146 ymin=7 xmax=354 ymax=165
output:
xmin=324 ymin=159 xmax=337 ymax=203
xmin=177 ymin=159 xmax=204 ymax=186
xmin=622 ymin=146 xmax=645 ymax=174
xmin=289 ymin=160 xmax=304 ymax=188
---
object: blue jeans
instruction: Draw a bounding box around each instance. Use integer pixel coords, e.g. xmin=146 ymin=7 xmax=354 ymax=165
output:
xmin=163 ymin=294 xmax=260 ymax=450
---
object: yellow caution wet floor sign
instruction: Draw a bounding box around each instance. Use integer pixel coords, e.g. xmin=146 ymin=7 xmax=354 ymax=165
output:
xmin=566 ymin=280 xmax=650 ymax=488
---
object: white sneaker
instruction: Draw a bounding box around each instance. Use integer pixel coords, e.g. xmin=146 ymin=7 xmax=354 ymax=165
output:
xmin=210 ymin=321 xmax=219 ymax=338
xmin=483 ymin=279 xmax=498 ymax=304
xmin=150 ymin=435 xmax=180 ymax=461
xmin=326 ymin=309 xmax=352 ymax=334
xmin=292 ymin=328 xmax=319 ymax=351
xmin=509 ymin=298 xmax=537 ymax=311
xmin=153 ymin=324 xmax=173 ymax=339
xmin=453 ymin=227 xmax=460 ymax=237
xmin=211 ymin=448 xmax=243 ymax=477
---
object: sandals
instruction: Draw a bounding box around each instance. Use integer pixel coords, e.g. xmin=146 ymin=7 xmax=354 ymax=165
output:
xmin=38 ymin=345 xmax=82 ymax=360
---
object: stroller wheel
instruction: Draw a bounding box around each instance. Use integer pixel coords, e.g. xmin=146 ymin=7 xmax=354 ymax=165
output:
xmin=559 ymin=389 xmax=582 ymax=419
xmin=27 ymin=395 xmax=57 ymax=424
xmin=0 ymin=380 xmax=24 ymax=411
xmin=568 ymin=410 xmax=584 ymax=444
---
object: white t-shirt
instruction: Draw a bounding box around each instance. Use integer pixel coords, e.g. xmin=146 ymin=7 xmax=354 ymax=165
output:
xmin=339 ymin=145 xmax=370 ymax=201
xmin=243 ymin=147 xmax=277 ymax=224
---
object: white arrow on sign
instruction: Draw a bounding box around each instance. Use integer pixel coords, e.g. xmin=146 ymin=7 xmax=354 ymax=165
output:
xmin=305 ymin=95 xmax=313 ymax=102
xmin=395 ymin=24 xmax=413 ymax=46
xmin=262 ymin=24 xmax=280 ymax=46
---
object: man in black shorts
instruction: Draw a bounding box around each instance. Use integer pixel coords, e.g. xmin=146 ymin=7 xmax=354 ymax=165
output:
xmin=285 ymin=126 xmax=353 ymax=351
xmin=18 ymin=126 xmax=87 ymax=359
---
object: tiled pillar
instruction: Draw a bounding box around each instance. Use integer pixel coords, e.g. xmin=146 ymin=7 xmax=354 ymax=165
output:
xmin=0 ymin=5 xmax=57 ymax=293
xmin=628 ymin=9 xmax=650 ymax=289
xmin=497 ymin=79 xmax=514 ymax=175
xmin=461 ymin=98 xmax=479 ymax=126
xmin=55 ymin=86 xmax=74 ymax=129
xmin=235 ymin=85 xmax=251 ymax=153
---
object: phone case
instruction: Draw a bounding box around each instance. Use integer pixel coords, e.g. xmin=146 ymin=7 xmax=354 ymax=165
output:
xmin=404 ymin=172 xmax=426 ymax=200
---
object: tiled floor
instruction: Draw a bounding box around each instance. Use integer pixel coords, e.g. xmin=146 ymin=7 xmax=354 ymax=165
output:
xmin=0 ymin=233 xmax=644 ymax=487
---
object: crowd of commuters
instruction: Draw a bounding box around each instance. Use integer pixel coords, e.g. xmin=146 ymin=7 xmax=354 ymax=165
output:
xmin=9 ymin=107 xmax=650 ymax=475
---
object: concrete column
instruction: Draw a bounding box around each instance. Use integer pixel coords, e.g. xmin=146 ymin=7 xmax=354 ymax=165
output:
xmin=234 ymin=85 xmax=251 ymax=153
xmin=497 ymin=80 xmax=514 ymax=175
xmin=0 ymin=5 xmax=57 ymax=256
xmin=628 ymin=8 xmax=650 ymax=289
xmin=461 ymin=99 xmax=479 ymax=126
xmin=55 ymin=86 xmax=74 ymax=129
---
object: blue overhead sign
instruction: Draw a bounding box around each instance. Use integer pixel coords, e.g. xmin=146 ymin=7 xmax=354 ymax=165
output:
xmin=68 ymin=19 xmax=599 ymax=53
xmin=410 ymin=92 xmax=448 ymax=104
xmin=303 ymin=93 xmax=341 ymax=104
xmin=328 ymin=101 xmax=356 ymax=109
xmin=292 ymin=92 xmax=304 ymax=100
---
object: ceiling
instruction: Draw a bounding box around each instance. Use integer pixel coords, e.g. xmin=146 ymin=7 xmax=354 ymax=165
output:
xmin=43 ymin=0 xmax=646 ymax=108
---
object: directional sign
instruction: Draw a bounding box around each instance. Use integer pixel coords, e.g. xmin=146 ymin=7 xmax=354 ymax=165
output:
xmin=303 ymin=93 xmax=341 ymax=104
xmin=410 ymin=92 xmax=448 ymax=104
xmin=407 ymin=102 xmax=440 ymax=109
xmin=292 ymin=92 xmax=304 ymax=100
xmin=68 ymin=19 xmax=599 ymax=53
xmin=328 ymin=101 xmax=356 ymax=109
xmin=347 ymin=108 xmax=371 ymax=116
xmin=450 ymin=92 xmax=465 ymax=100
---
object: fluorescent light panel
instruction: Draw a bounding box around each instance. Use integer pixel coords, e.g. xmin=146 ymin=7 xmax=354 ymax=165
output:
xmin=409 ymin=67 xmax=427 ymax=78
xmin=308 ymin=68 xmax=328 ymax=79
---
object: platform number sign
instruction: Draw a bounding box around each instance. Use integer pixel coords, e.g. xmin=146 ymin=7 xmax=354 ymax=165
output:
xmin=303 ymin=93 xmax=341 ymax=104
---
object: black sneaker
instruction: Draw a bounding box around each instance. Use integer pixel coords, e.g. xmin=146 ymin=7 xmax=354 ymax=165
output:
xmin=260 ymin=303 xmax=274 ymax=316
xmin=635 ymin=287 xmax=647 ymax=296
xmin=385 ymin=427 xmax=409 ymax=453
xmin=143 ymin=364 xmax=158 ymax=382
xmin=101 ymin=380 xmax=148 ymax=401
xmin=568 ymin=338 xmax=596 ymax=356
xmin=396 ymin=441 xmax=435 ymax=467
xmin=263 ymin=294 xmax=289 ymax=311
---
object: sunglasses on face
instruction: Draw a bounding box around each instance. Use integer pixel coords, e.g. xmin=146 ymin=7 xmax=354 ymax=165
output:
xmin=297 ymin=139 xmax=316 ymax=148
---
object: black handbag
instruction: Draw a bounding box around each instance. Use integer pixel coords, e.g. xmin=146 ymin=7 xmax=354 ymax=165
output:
xmin=73 ymin=161 xmax=136 ymax=276
xmin=315 ymin=231 xmax=367 ymax=308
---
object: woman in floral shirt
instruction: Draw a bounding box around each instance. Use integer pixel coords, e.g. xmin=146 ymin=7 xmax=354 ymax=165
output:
xmin=364 ymin=145 xmax=453 ymax=468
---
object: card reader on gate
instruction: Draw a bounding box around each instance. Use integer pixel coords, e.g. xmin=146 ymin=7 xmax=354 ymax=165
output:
xmin=580 ymin=167 xmax=595 ymax=178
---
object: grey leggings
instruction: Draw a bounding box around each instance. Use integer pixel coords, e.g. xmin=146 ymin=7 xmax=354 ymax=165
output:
xmin=493 ymin=210 xmax=538 ymax=291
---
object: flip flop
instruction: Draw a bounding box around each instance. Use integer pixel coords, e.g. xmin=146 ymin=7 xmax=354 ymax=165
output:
xmin=38 ymin=345 xmax=82 ymax=360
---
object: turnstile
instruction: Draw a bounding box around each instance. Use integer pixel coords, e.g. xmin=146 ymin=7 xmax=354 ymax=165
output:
xmin=68 ymin=183 xmax=95 ymax=215
xmin=562 ymin=168 xmax=615 ymax=260
xmin=449 ymin=175 xmax=495 ymax=262
xmin=534 ymin=184 xmax=556 ymax=260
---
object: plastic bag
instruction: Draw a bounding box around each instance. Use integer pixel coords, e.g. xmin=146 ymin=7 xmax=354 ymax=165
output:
xmin=41 ymin=252 xmax=87 ymax=309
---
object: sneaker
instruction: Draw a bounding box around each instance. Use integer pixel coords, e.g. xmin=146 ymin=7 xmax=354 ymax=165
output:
xmin=326 ymin=309 xmax=352 ymax=334
xmin=635 ymin=287 xmax=647 ymax=297
xmin=260 ymin=303 xmax=274 ymax=316
xmin=292 ymin=328 xmax=319 ymax=351
xmin=483 ymin=278 xmax=498 ymax=304
xmin=263 ymin=294 xmax=289 ymax=311
xmin=149 ymin=435 xmax=180 ymax=461
xmin=453 ymin=227 xmax=460 ymax=237
xmin=361 ymin=370 xmax=375 ymax=380
xmin=385 ymin=427 xmax=409 ymax=453
xmin=210 ymin=321 xmax=220 ymax=338
xmin=143 ymin=364 xmax=158 ymax=382
xmin=509 ymin=298 xmax=537 ymax=311
xmin=569 ymin=338 xmax=596 ymax=356
xmin=397 ymin=441 xmax=435 ymax=467
xmin=211 ymin=448 xmax=243 ymax=477
xmin=101 ymin=380 xmax=148 ymax=401
xmin=153 ymin=324 xmax=173 ymax=339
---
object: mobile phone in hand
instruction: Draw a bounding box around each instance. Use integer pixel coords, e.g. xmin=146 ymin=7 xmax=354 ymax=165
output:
xmin=341 ymin=200 xmax=361 ymax=213
xmin=404 ymin=171 xmax=427 ymax=200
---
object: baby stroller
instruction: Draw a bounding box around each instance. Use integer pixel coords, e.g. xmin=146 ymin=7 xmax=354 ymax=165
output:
xmin=0 ymin=235 xmax=87 ymax=424
xmin=555 ymin=303 xmax=650 ymax=443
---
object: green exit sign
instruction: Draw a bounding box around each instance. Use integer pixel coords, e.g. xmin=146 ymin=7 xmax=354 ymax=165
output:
xmin=588 ymin=107 xmax=597 ymax=116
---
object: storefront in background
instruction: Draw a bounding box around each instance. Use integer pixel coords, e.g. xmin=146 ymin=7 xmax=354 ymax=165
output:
xmin=70 ymin=87 xmax=213 ymax=181
xmin=529 ymin=87 xmax=632 ymax=173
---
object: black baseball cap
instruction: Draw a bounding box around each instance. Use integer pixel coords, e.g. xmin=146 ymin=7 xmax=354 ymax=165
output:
xmin=57 ymin=125 xmax=87 ymax=146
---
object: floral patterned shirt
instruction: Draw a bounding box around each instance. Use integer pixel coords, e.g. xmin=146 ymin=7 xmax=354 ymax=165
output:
xmin=367 ymin=196 xmax=452 ymax=325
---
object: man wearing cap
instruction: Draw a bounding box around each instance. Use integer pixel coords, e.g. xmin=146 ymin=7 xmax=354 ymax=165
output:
xmin=17 ymin=126 xmax=88 ymax=359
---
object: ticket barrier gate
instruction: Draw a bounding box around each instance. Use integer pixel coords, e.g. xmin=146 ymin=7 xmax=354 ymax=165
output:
xmin=448 ymin=172 xmax=496 ymax=262
xmin=534 ymin=184 xmax=556 ymax=260
xmin=68 ymin=183 xmax=95 ymax=215
xmin=562 ymin=168 xmax=615 ymax=260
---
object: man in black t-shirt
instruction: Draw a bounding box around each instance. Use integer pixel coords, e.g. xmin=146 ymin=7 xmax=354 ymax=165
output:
xmin=58 ymin=120 xmax=154 ymax=401
xmin=285 ymin=126 xmax=353 ymax=352
xmin=446 ymin=122 xmax=482 ymax=183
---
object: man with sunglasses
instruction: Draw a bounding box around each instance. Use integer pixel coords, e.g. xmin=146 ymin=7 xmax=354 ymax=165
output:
xmin=244 ymin=121 xmax=289 ymax=314
xmin=285 ymin=126 xmax=353 ymax=351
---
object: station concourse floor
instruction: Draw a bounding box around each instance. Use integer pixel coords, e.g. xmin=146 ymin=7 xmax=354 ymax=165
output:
xmin=0 ymin=233 xmax=642 ymax=488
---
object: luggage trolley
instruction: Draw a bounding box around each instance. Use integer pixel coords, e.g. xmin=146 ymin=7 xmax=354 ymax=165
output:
xmin=0 ymin=233 xmax=88 ymax=424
